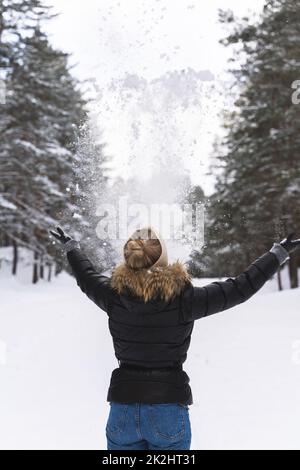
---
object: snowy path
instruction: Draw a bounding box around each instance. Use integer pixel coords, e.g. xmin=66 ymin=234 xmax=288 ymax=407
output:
xmin=0 ymin=271 xmax=299 ymax=449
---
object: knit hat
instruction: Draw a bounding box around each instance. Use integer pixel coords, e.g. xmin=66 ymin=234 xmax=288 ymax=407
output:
xmin=123 ymin=226 xmax=168 ymax=269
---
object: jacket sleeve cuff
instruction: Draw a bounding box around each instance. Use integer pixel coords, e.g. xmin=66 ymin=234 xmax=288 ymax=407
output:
xmin=269 ymin=243 xmax=289 ymax=265
xmin=63 ymin=239 xmax=80 ymax=253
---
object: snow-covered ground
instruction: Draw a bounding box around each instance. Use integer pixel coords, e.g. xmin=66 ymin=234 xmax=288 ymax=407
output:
xmin=0 ymin=258 xmax=300 ymax=450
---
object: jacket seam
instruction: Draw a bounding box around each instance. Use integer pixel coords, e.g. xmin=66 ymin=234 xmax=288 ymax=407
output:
xmin=109 ymin=318 xmax=189 ymax=328
xmin=203 ymin=286 xmax=209 ymax=316
xmin=214 ymin=282 xmax=228 ymax=310
xmin=245 ymin=271 xmax=255 ymax=293
xmin=252 ymin=261 xmax=268 ymax=281
xmin=112 ymin=337 xmax=191 ymax=345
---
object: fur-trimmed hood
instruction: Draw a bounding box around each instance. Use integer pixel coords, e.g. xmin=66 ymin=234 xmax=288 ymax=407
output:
xmin=110 ymin=261 xmax=192 ymax=302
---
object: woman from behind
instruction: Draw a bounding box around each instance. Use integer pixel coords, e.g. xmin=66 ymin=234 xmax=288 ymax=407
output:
xmin=50 ymin=225 xmax=300 ymax=450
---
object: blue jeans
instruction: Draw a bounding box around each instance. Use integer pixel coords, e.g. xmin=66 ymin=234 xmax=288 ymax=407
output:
xmin=106 ymin=402 xmax=191 ymax=450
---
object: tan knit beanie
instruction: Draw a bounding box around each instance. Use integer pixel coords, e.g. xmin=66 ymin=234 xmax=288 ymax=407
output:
xmin=123 ymin=226 xmax=168 ymax=269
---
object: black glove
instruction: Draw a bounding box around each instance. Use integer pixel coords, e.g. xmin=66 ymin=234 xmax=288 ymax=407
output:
xmin=49 ymin=226 xmax=72 ymax=245
xmin=280 ymin=233 xmax=300 ymax=254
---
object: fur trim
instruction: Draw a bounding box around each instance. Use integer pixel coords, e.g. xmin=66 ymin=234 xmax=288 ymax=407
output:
xmin=110 ymin=261 xmax=191 ymax=302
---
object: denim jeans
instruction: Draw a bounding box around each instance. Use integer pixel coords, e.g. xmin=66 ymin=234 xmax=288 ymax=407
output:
xmin=106 ymin=402 xmax=191 ymax=450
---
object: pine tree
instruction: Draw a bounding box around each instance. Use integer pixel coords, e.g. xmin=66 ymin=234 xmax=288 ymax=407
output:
xmin=0 ymin=3 xmax=87 ymax=281
xmin=0 ymin=0 xmax=55 ymax=274
xmin=200 ymin=0 xmax=300 ymax=286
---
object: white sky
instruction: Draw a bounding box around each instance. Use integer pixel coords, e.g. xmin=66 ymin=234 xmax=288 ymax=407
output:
xmin=45 ymin=0 xmax=265 ymax=195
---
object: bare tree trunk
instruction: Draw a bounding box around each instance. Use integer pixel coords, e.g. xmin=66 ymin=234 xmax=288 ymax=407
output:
xmin=39 ymin=255 xmax=44 ymax=279
xmin=4 ymin=232 xmax=10 ymax=246
xmin=12 ymin=240 xmax=18 ymax=276
xmin=55 ymin=262 xmax=62 ymax=276
xmin=277 ymin=267 xmax=282 ymax=291
xmin=47 ymin=263 xmax=52 ymax=282
xmin=32 ymin=251 xmax=39 ymax=284
xmin=288 ymin=253 xmax=299 ymax=289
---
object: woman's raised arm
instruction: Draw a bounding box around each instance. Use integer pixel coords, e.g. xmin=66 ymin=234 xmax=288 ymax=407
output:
xmin=181 ymin=234 xmax=300 ymax=322
xmin=50 ymin=226 xmax=114 ymax=313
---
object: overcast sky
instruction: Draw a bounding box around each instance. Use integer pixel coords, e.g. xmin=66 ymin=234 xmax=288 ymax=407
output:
xmin=44 ymin=0 xmax=266 ymax=195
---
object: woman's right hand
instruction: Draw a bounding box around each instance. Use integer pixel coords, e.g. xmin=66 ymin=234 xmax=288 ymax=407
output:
xmin=49 ymin=226 xmax=72 ymax=245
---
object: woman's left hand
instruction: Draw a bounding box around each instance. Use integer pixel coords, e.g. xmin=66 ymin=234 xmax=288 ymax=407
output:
xmin=280 ymin=233 xmax=300 ymax=254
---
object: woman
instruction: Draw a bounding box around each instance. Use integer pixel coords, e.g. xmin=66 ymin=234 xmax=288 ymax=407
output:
xmin=50 ymin=225 xmax=300 ymax=450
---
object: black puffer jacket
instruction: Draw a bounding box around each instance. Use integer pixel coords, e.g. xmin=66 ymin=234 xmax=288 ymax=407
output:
xmin=67 ymin=248 xmax=281 ymax=405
